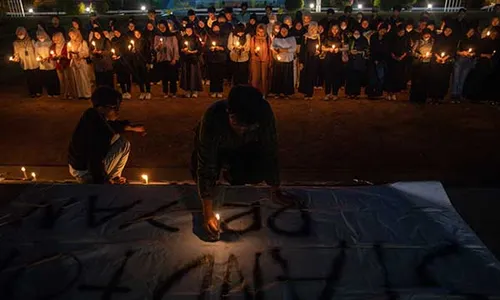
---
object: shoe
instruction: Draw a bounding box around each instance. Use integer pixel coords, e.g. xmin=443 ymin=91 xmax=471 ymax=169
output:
xmin=170 ymin=94 xmax=177 ymax=98
xmin=123 ymin=92 xmax=132 ymax=100
xmin=164 ymin=94 xmax=169 ymax=98
xmin=185 ymin=92 xmax=191 ymax=98
xmin=210 ymin=93 xmax=217 ymax=98
xmin=36 ymin=93 xmax=42 ymax=98
xmin=332 ymin=95 xmax=339 ymax=101
xmin=392 ymin=95 xmax=397 ymax=101
xmin=217 ymin=93 xmax=223 ymax=98
xmin=192 ymin=92 xmax=198 ymax=98
xmin=145 ymin=93 xmax=151 ymax=100
xmin=139 ymin=93 xmax=146 ymax=100
xmin=323 ymin=96 xmax=330 ymax=101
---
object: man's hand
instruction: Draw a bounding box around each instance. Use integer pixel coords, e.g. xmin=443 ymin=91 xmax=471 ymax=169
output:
xmin=109 ymin=176 xmax=127 ymax=184
xmin=204 ymin=212 xmax=220 ymax=237
xmin=126 ymin=124 xmax=147 ymax=136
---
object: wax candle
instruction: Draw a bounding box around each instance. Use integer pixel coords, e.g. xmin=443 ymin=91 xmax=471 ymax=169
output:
xmin=9 ymin=56 xmax=14 ymax=61
xmin=256 ymin=46 xmax=260 ymax=52
xmin=212 ymin=41 xmax=216 ymax=46
xmin=111 ymin=48 xmax=115 ymax=55
xmin=31 ymin=172 xmax=37 ymax=181
xmin=441 ymin=52 xmax=445 ymax=57
xmin=277 ymin=55 xmax=281 ymax=61
xmin=50 ymin=50 xmax=55 ymax=56
xmin=21 ymin=167 xmax=27 ymax=179
xmin=141 ymin=174 xmax=149 ymax=185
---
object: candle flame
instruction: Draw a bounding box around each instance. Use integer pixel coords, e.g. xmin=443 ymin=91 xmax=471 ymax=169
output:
xmin=277 ymin=55 xmax=281 ymax=61
xmin=31 ymin=172 xmax=36 ymax=179
xmin=487 ymin=31 xmax=491 ymax=36
xmin=256 ymin=46 xmax=260 ymax=51
xmin=212 ymin=41 xmax=216 ymax=46
xmin=50 ymin=50 xmax=55 ymax=55
xmin=215 ymin=213 xmax=220 ymax=221
xmin=130 ymin=40 xmax=135 ymax=45
xmin=441 ymin=52 xmax=445 ymax=57
xmin=141 ymin=174 xmax=149 ymax=184
xmin=426 ymin=51 xmax=430 ymax=57
xmin=128 ymin=45 xmax=132 ymax=50
xmin=92 ymin=41 xmax=96 ymax=46
xmin=236 ymin=41 xmax=240 ymax=46
xmin=332 ymin=44 xmax=335 ymax=49
xmin=9 ymin=56 xmax=13 ymax=61
xmin=468 ymin=48 xmax=472 ymax=53
xmin=67 ymin=42 xmax=71 ymax=47
xmin=184 ymin=41 xmax=189 ymax=46
xmin=316 ymin=44 xmax=319 ymax=49
xmin=111 ymin=48 xmax=115 ymax=54
xmin=21 ymin=167 xmax=26 ymax=172
xmin=36 ymin=56 xmax=41 ymax=61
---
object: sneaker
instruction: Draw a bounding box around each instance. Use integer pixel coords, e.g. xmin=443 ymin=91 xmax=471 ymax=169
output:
xmin=323 ymin=96 xmax=330 ymax=101
xmin=170 ymin=94 xmax=177 ymax=98
xmin=164 ymin=94 xmax=169 ymax=98
xmin=139 ymin=93 xmax=145 ymax=100
xmin=185 ymin=92 xmax=191 ymax=98
xmin=123 ymin=92 xmax=132 ymax=100
xmin=216 ymin=93 xmax=223 ymax=98
xmin=210 ymin=93 xmax=217 ymax=98
xmin=392 ymin=95 xmax=397 ymax=101
xmin=192 ymin=92 xmax=198 ymax=98
xmin=145 ymin=93 xmax=152 ymax=100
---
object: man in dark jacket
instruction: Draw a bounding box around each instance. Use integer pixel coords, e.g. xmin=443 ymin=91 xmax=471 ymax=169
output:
xmin=68 ymin=87 xmax=146 ymax=184
xmin=191 ymin=85 xmax=293 ymax=238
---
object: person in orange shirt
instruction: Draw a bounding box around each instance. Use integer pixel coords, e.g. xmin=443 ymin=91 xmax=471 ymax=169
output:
xmin=250 ymin=24 xmax=271 ymax=96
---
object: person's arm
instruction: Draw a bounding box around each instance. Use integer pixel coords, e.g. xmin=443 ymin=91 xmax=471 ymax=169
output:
xmin=227 ymin=33 xmax=235 ymax=52
xmin=260 ymin=101 xmax=280 ymax=189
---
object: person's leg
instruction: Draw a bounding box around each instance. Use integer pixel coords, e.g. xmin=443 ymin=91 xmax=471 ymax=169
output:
xmin=104 ymin=136 xmax=131 ymax=179
xmin=324 ymin=61 xmax=333 ymax=95
xmin=451 ymin=59 xmax=462 ymax=97
xmin=161 ymin=62 xmax=169 ymax=94
xmin=250 ymin=60 xmax=260 ymax=90
xmin=458 ymin=58 xmax=474 ymax=97
xmin=261 ymin=62 xmax=269 ymax=95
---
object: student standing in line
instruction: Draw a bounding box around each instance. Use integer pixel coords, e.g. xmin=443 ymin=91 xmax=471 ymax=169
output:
xmin=451 ymin=27 xmax=478 ymax=102
xmin=206 ymin=22 xmax=228 ymax=98
xmin=90 ymin=28 xmax=114 ymax=88
xmin=270 ymin=24 xmax=297 ymax=98
xmin=321 ymin=24 xmax=345 ymax=101
xmin=67 ymin=28 xmax=92 ymax=99
xmin=298 ymin=21 xmax=321 ymax=100
xmin=228 ymin=24 xmax=251 ymax=85
xmin=386 ymin=25 xmax=411 ymax=101
xmin=409 ymin=28 xmax=434 ymax=103
xmin=250 ymin=24 xmax=272 ymax=96
xmin=51 ymin=32 xmax=74 ymax=99
xmin=111 ymin=28 xmax=132 ymax=99
xmin=35 ymin=27 xmax=60 ymax=97
xmin=180 ymin=24 xmax=203 ymax=98
xmin=130 ymin=30 xmax=152 ymax=100
xmin=428 ymin=26 xmax=457 ymax=104
xmin=345 ymin=29 xmax=369 ymax=99
xmin=154 ymin=20 xmax=180 ymax=98
xmin=12 ymin=27 xmax=42 ymax=98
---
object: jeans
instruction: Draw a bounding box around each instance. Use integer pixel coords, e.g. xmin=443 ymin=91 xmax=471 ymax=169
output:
xmin=451 ymin=56 xmax=475 ymax=97
xmin=69 ymin=136 xmax=131 ymax=183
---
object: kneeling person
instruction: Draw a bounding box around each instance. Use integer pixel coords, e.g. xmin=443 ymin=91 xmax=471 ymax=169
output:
xmin=192 ymin=85 xmax=291 ymax=237
xmin=68 ymin=87 xmax=146 ymax=184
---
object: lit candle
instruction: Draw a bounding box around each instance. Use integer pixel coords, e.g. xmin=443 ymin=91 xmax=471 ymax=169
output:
xmin=215 ymin=213 xmax=220 ymax=221
xmin=92 ymin=41 xmax=96 ymax=47
xmin=36 ymin=56 xmax=41 ymax=62
xmin=111 ymin=48 xmax=115 ymax=55
xmin=128 ymin=44 xmax=132 ymax=51
xmin=130 ymin=40 xmax=135 ymax=45
xmin=67 ymin=42 xmax=71 ymax=48
xmin=160 ymin=38 xmax=163 ymax=43
xmin=277 ymin=55 xmax=281 ymax=61
xmin=332 ymin=44 xmax=336 ymax=49
xmin=21 ymin=167 xmax=27 ymax=179
xmin=31 ymin=172 xmax=36 ymax=181
xmin=50 ymin=50 xmax=55 ymax=56
xmin=141 ymin=174 xmax=149 ymax=185
xmin=212 ymin=41 xmax=216 ymax=47
xmin=9 ymin=56 xmax=13 ymax=61
xmin=236 ymin=41 xmax=240 ymax=47
xmin=256 ymin=46 xmax=260 ymax=52
xmin=316 ymin=44 xmax=319 ymax=50
xmin=425 ymin=51 xmax=430 ymax=57
xmin=184 ymin=41 xmax=189 ymax=47
xmin=487 ymin=31 xmax=491 ymax=36
xmin=493 ymin=50 xmax=497 ymax=55
xmin=441 ymin=52 xmax=445 ymax=57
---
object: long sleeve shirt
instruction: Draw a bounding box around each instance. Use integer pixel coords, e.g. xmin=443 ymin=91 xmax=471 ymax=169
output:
xmin=68 ymin=108 xmax=130 ymax=184
xmin=154 ymin=34 xmax=180 ymax=62
xmin=34 ymin=40 xmax=57 ymax=70
xmin=250 ymin=35 xmax=271 ymax=62
xmin=195 ymin=100 xmax=280 ymax=199
xmin=228 ymin=33 xmax=250 ymax=62
xmin=205 ymin=34 xmax=228 ymax=64
xmin=13 ymin=38 xmax=39 ymax=70
xmin=271 ymin=36 xmax=297 ymax=62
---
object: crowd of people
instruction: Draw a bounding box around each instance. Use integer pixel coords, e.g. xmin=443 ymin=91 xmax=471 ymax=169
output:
xmin=10 ymin=5 xmax=500 ymax=103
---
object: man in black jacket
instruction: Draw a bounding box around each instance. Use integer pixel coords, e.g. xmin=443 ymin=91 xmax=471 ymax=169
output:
xmin=191 ymin=85 xmax=294 ymax=238
xmin=68 ymin=87 xmax=146 ymax=184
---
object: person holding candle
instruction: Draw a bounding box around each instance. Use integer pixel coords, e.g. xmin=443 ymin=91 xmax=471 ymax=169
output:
xmin=90 ymin=28 xmax=114 ymax=88
xmin=409 ymin=28 xmax=434 ymax=103
xmin=12 ymin=27 xmax=42 ymax=98
xmin=154 ymin=20 xmax=180 ymax=98
xmin=68 ymin=86 xmax=147 ymax=184
xmin=250 ymin=24 xmax=272 ymax=96
xmin=206 ymin=22 xmax=227 ymax=98
xmin=386 ymin=25 xmax=411 ymax=101
xmin=345 ymin=29 xmax=369 ymax=99
xmin=228 ymin=24 xmax=251 ymax=85
xmin=130 ymin=30 xmax=152 ymax=100
xmin=298 ymin=22 xmax=321 ymax=100
xmin=320 ymin=24 xmax=345 ymax=101
xmin=428 ymin=26 xmax=457 ymax=104
xmin=180 ymin=24 xmax=203 ymax=98
xmin=51 ymin=32 xmax=75 ymax=99
xmin=111 ymin=28 xmax=132 ymax=99
xmin=366 ymin=23 xmax=390 ymax=99
xmin=35 ymin=27 xmax=60 ymax=97
xmin=451 ymin=27 xmax=479 ymax=102
xmin=67 ymin=28 xmax=92 ymax=99
xmin=270 ymin=24 xmax=297 ymax=98
xmin=191 ymin=85 xmax=294 ymax=239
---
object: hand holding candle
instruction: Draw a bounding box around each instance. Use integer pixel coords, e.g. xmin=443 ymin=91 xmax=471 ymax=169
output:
xmin=111 ymin=48 xmax=116 ymax=55
xmin=50 ymin=50 xmax=55 ymax=56
xmin=256 ymin=46 xmax=260 ymax=52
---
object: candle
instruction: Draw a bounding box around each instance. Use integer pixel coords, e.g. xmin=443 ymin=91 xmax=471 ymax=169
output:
xmin=36 ymin=56 xmax=41 ymax=62
xmin=316 ymin=44 xmax=319 ymax=50
xmin=184 ymin=41 xmax=189 ymax=47
xmin=212 ymin=41 xmax=216 ymax=47
xmin=256 ymin=46 xmax=260 ymax=52
xmin=21 ymin=167 xmax=27 ymax=179
xmin=215 ymin=213 xmax=220 ymax=221
xmin=67 ymin=42 xmax=71 ymax=48
xmin=111 ymin=48 xmax=115 ymax=54
xmin=487 ymin=31 xmax=491 ymax=36
xmin=468 ymin=48 xmax=472 ymax=53
xmin=236 ymin=41 xmax=240 ymax=47
xmin=92 ymin=41 xmax=96 ymax=47
xmin=141 ymin=174 xmax=149 ymax=185
xmin=50 ymin=50 xmax=55 ymax=56
xmin=130 ymin=40 xmax=135 ymax=45
xmin=9 ymin=56 xmax=13 ymax=61
xmin=277 ymin=55 xmax=281 ymax=61
xmin=332 ymin=44 xmax=336 ymax=49
xmin=128 ymin=44 xmax=132 ymax=51
xmin=31 ymin=172 xmax=36 ymax=181
xmin=425 ymin=51 xmax=430 ymax=57
xmin=441 ymin=52 xmax=445 ymax=57
xmin=160 ymin=38 xmax=163 ymax=43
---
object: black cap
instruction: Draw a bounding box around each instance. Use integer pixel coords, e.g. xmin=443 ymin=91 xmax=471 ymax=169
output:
xmin=91 ymin=86 xmax=122 ymax=108
xmin=148 ymin=8 xmax=156 ymax=14
xmin=393 ymin=5 xmax=402 ymax=12
xmin=241 ymin=2 xmax=248 ymax=8
xmin=225 ymin=7 xmax=233 ymax=13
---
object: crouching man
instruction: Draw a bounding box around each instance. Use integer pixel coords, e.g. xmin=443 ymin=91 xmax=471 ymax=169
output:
xmin=191 ymin=85 xmax=294 ymax=238
xmin=68 ymin=86 xmax=146 ymax=184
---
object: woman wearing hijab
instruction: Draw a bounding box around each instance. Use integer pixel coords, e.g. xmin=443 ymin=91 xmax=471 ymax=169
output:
xmin=386 ymin=25 xmax=411 ymax=100
xmin=228 ymin=23 xmax=251 ymax=85
xmin=245 ymin=14 xmax=258 ymax=36
xmin=451 ymin=27 xmax=478 ymax=102
xmin=321 ymin=24 xmax=345 ymax=101
xmin=35 ymin=27 xmax=59 ymax=97
xmin=250 ymin=24 xmax=272 ymax=95
xmin=206 ymin=22 xmax=228 ymax=98
xmin=154 ymin=20 xmax=180 ymax=98
xmin=314 ymin=23 xmax=327 ymax=91
xmin=409 ymin=28 xmax=434 ymax=103
xmin=130 ymin=30 xmax=152 ymax=100
xmin=51 ymin=32 xmax=74 ymax=99
xmin=110 ymin=27 xmax=132 ymax=99
xmin=429 ymin=26 xmax=457 ymax=104
xmin=196 ymin=19 xmax=209 ymax=86
xmin=143 ymin=21 xmax=160 ymax=85
xmin=180 ymin=24 xmax=203 ymax=98
xmin=12 ymin=27 xmax=41 ymax=97
xmin=90 ymin=28 xmax=114 ymax=88
xmin=298 ymin=21 xmax=321 ymax=99
xmin=366 ymin=23 xmax=390 ymax=99
xmin=290 ymin=20 xmax=306 ymax=88
xmin=67 ymin=28 xmax=91 ymax=99
xmin=345 ymin=29 xmax=369 ymax=99
xmin=270 ymin=24 xmax=297 ymax=98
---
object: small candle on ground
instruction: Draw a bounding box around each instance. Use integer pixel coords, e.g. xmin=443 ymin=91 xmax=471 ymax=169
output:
xmin=31 ymin=172 xmax=36 ymax=181
xmin=141 ymin=174 xmax=149 ymax=185
xmin=21 ymin=167 xmax=27 ymax=179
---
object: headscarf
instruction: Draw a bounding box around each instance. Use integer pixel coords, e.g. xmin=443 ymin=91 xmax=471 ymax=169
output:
xmin=16 ymin=27 xmax=28 ymax=39
xmin=276 ymin=24 xmax=289 ymax=38
xmin=52 ymin=32 xmax=65 ymax=53
xmin=234 ymin=23 xmax=247 ymax=45
xmin=304 ymin=21 xmax=320 ymax=40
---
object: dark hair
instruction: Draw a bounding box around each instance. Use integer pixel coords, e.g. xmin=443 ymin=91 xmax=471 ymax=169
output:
xmin=71 ymin=17 xmax=82 ymax=26
xmin=250 ymin=13 xmax=257 ymax=21
xmin=234 ymin=23 xmax=245 ymax=34
xmin=52 ymin=15 xmax=60 ymax=20
xmin=393 ymin=5 xmax=402 ymax=12
xmin=208 ymin=6 xmax=215 ymax=13
xmin=225 ymin=7 xmax=233 ymax=13
xmin=422 ymin=28 xmax=432 ymax=35
xmin=459 ymin=8 xmax=466 ymax=13
xmin=188 ymin=9 xmax=195 ymax=16
xmin=344 ymin=6 xmax=352 ymax=13
xmin=241 ymin=2 xmax=248 ymax=8
xmin=266 ymin=5 xmax=273 ymax=10
xmin=91 ymin=86 xmax=122 ymax=108
xmin=327 ymin=8 xmax=335 ymax=15
xmin=148 ymin=8 xmax=156 ymax=14
xmin=227 ymin=85 xmax=266 ymax=125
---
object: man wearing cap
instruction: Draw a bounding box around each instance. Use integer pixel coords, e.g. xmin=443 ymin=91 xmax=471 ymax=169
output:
xmin=147 ymin=9 xmax=157 ymax=25
xmin=192 ymin=85 xmax=293 ymax=238
xmin=68 ymin=87 xmax=147 ymax=184
xmin=319 ymin=9 xmax=336 ymax=32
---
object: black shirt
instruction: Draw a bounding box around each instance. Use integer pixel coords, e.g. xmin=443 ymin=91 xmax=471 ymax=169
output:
xmin=68 ymin=108 xmax=129 ymax=183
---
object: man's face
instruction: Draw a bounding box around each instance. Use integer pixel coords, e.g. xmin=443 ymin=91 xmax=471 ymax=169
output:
xmin=52 ymin=17 xmax=59 ymax=27
xmin=303 ymin=15 xmax=311 ymax=24
xmin=228 ymin=114 xmax=257 ymax=136
xmin=198 ymin=20 xmax=205 ymax=28
xmin=189 ymin=15 xmax=195 ymax=22
xmin=208 ymin=12 xmax=215 ymax=20
xmin=458 ymin=11 xmax=466 ymax=20
xmin=266 ymin=7 xmax=272 ymax=14
xmin=250 ymin=18 xmax=256 ymax=25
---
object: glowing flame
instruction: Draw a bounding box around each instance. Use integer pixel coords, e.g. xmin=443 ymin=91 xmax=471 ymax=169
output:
xmin=215 ymin=213 xmax=220 ymax=221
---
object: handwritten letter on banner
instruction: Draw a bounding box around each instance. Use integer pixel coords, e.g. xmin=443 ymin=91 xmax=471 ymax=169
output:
xmin=0 ymin=181 xmax=499 ymax=299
